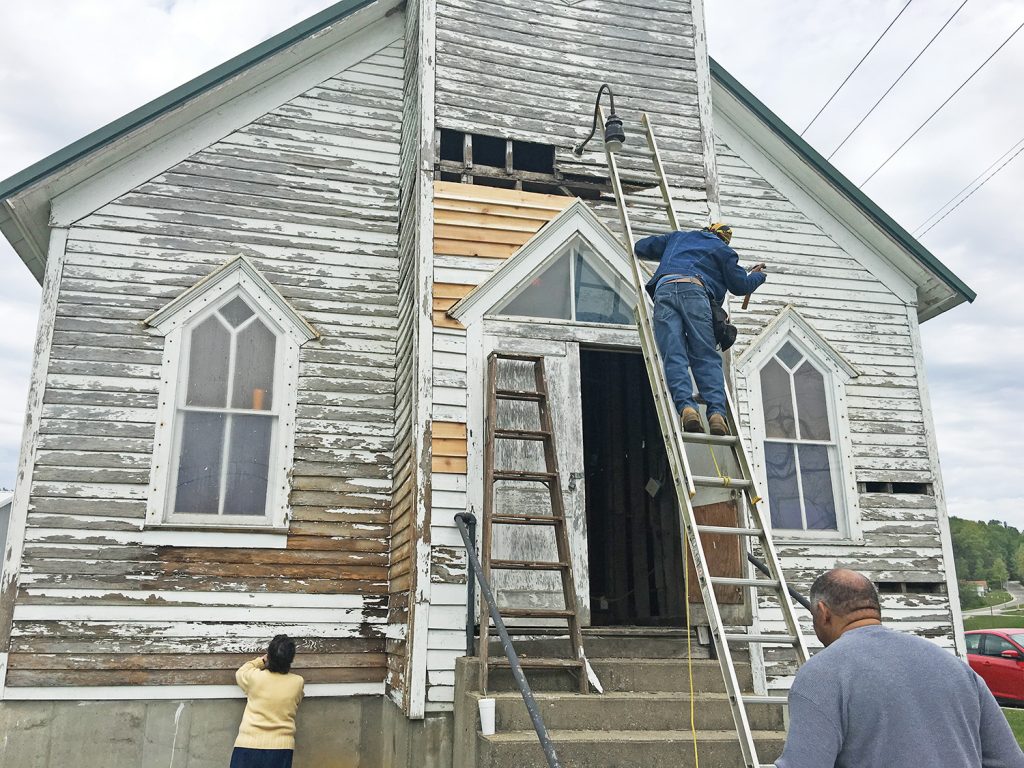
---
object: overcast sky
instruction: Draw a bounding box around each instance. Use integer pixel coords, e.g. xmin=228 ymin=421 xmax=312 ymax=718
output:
xmin=0 ymin=1 xmax=1021 ymax=528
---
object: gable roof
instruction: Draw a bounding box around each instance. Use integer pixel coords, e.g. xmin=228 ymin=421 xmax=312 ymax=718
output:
xmin=0 ymin=1 xmax=973 ymax=323
xmin=0 ymin=0 xmax=388 ymax=279
xmin=710 ymin=58 xmax=974 ymax=320
xmin=0 ymin=0 xmax=375 ymax=204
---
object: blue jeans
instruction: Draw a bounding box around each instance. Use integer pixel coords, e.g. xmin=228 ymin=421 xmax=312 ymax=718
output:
xmin=652 ymin=281 xmax=726 ymax=417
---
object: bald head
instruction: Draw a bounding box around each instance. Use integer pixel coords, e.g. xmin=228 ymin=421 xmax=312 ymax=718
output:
xmin=810 ymin=569 xmax=880 ymax=617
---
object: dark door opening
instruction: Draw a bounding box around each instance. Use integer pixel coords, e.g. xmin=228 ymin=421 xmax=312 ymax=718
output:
xmin=581 ymin=348 xmax=687 ymax=626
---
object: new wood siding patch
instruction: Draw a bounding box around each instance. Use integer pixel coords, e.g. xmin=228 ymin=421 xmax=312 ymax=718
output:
xmin=433 ymin=180 xmax=571 ymax=261
xmin=431 ymin=421 xmax=467 ymax=475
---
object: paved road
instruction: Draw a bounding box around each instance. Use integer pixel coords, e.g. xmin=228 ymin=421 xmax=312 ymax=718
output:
xmin=965 ymin=581 xmax=1024 ymax=616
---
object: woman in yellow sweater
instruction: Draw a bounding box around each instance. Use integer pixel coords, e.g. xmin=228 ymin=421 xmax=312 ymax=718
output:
xmin=231 ymin=634 xmax=305 ymax=768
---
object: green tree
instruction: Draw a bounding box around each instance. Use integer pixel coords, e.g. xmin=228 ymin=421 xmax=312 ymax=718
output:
xmin=989 ymin=557 xmax=1009 ymax=587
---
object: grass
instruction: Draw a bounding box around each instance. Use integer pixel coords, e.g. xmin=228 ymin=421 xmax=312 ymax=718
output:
xmin=984 ymin=590 xmax=1013 ymax=607
xmin=964 ymin=615 xmax=1024 ymax=631
xmin=1003 ymin=708 xmax=1024 ymax=747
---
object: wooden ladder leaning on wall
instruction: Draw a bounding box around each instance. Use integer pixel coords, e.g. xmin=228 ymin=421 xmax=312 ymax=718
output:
xmin=478 ymin=351 xmax=590 ymax=695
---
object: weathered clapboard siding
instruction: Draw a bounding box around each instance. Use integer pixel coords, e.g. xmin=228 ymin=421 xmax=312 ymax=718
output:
xmin=714 ymin=134 xmax=954 ymax=684
xmin=434 ymin=0 xmax=712 ymax=237
xmin=7 ymin=38 xmax=406 ymax=691
xmin=386 ymin=0 xmax=423 ymax=708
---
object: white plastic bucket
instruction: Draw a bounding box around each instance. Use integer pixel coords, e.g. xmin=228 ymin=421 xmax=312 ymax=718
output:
xmin=478 ymin=697 xmax=496 ymax=735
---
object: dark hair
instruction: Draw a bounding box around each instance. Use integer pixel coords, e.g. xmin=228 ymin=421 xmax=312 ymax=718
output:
xmin=809 ymin=569 xmax=880 ymax=616
xmin=266 ymin=634 xmax=296 ymax=674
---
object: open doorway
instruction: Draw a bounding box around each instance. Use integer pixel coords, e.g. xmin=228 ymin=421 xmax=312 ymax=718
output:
xmin=581 ymin=348 xmax=688 ymax=626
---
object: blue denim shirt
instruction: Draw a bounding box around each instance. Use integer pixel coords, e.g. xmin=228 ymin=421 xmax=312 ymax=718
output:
xmin=635 ymin=229 xmax=765 ymax=304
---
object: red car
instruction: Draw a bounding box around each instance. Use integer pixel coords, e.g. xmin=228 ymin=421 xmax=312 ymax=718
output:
xmin=966 ymin=629 xmax=1024 ymax=704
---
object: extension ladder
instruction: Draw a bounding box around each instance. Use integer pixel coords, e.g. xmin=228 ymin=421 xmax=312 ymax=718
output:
xmin=478 ymin=352 xmax=590 ymax=695
xmin=600 ymin=108 xmax=810 ymax=768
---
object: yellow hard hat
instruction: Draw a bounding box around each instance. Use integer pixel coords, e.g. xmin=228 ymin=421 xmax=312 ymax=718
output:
xmin=707 ymin=222 xmax=733 ymax=244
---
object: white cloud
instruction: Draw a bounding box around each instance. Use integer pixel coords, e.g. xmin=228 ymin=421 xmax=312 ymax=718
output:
xmin=706 ymin=1 xmax=1024 ymax=526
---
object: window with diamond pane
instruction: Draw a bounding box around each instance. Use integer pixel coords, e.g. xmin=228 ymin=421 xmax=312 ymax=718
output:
xmin=171 ymin=294 xmax=279 ymax=520
xmin=761 ymin=341 xmax=841 ymax=533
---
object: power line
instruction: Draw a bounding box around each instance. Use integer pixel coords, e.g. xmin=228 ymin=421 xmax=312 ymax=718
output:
xmin=828 ymin=0 xmax=970 ymax=160
xmin=914 ymin=134 xmax=1024 ymax=234
xmin=862 ymin=18 xmax=1024 ymax=186
xmin=915 ymin=140 xmax=1024 ymax=237
xmin=801 ymin=0 xmax=914 ymax=136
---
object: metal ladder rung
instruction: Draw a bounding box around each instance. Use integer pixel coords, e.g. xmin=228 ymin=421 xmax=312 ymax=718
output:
xmin=679 ymin=432 xmax=740 ymax=447
xmin=494 ymin=428 xmax=551 ymax=441
xmin=494 ymin=388 xmax=545 ymax=402
xmin=692 ymin=475 xmax=753 ymax=489
xmin=490 ymin=559 xmax=570 ymax=571
xmin=725 ymin=633 xmax=798 ymax=645
xmin=491 ymin=513 xmax=562 ymax=526
xmin=696 ymin=525 xmax=762 ymax=536
xmin=741 ymin=695 xmax=789 ymax=705
xmin=710 ymin=577 xmax=782 ymax=589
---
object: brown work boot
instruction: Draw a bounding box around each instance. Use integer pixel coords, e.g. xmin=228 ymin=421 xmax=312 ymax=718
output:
xmin=708 ymin=413 xmax=729 ymax=436
xmin=681 ymin=407 xmax=703 ymax=433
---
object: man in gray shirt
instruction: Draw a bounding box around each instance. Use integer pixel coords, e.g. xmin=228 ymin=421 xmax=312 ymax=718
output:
xmin=775 ymin=568 xmax=1024 ymax=768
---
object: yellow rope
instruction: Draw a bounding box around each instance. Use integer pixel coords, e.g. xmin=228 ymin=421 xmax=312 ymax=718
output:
xmin=684 ymin=533 xmax=700 ymax=767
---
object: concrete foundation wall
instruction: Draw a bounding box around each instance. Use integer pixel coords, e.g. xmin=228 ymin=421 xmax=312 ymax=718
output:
xmin=0 ymin=696 xmax=453 ymax=768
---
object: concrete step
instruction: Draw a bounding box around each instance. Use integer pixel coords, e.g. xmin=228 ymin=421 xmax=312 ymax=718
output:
xmin=466 ymin=690 xmax=785 ymax=732
xmin=485 ymin=630 xmax=716 ymax=660
xmin=476 ymin=729 xmax=786 ymax=768
xmin=459 ymin=656 xmax=753 ymax=694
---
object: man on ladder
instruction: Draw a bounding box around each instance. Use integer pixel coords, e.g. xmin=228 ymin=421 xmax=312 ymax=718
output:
xmin=635 ymin=222 xmax=766 ymax=436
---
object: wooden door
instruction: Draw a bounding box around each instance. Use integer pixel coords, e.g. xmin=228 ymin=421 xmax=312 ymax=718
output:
xmin=483 ymin=334 xmax=590 ymax=625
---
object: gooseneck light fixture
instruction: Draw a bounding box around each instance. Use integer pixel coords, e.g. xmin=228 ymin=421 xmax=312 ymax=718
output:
xmin=573 ymin=83 xmax=626 ymax=156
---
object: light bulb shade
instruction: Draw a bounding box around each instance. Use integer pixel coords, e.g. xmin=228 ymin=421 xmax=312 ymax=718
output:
xmin=604 ymin=112 xmax=626 ymax=153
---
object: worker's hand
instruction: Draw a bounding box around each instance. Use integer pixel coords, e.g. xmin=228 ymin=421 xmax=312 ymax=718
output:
xmin=749 ymin=263 xmax=767 ymax=273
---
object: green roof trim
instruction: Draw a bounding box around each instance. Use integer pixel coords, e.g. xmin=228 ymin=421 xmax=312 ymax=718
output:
xmin=0 ymin=0 xmax=376 ymax=201
xmin=710 ymin=57 xmax=975 ymax=304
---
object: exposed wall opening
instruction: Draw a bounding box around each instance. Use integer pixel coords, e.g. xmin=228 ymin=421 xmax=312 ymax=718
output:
xmin=876 ymin=581 xmax=946 ymax=595
xmin=859 ymin=481 xmax=934 ymax=495
xmin=435 ymin=128 xmax=604 ymax=199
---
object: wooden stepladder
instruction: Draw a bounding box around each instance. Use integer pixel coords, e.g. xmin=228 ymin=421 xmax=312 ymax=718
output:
xmin=599 ymin=107 xmax=810 ymax=768
xmin=478 ymin=352 xmax=589 ymax=695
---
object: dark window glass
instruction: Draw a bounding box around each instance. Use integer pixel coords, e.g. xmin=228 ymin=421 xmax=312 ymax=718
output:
xmin=219 ymin=296 xmax=255 ymax=327
xmin=966 ymin=634 xmax=982 ymax=653
xmin=223 ymin=415 xmax=273 ymax=516
xmin=761 ymin=359 xmax=796 ymax=439
xmin=186 ymin=316 xmax=230 ymax=407
xmin=777 ymin=342 xmax=803 ymax=369
xmin=499 ymin=252 xmax=571 ymax=320
xmin=574 ymin=251 xmax=632 ymax=324
xmin=795 ymin=362 xmax=830 ymax=440
xmin=766 ymin=442 xmax=802 ymax=529
xmin=799 ymin=445 xmax=838 ymax=530
xmin=231 ymin=319 xmax=277 ymax=410
xmin=985 ymin=635 xmax=1017 ymax=657
xmin=174 ymin=412 xmax=226 ymax=514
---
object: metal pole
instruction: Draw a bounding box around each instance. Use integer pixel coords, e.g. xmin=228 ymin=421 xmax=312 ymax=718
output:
xmin=454 ymin=513 xmax=562 ymax=768
xmin=747 ymin=553 xmax=813 ymax=612
xmin=465 ymin=514 xmax=477 ymax=656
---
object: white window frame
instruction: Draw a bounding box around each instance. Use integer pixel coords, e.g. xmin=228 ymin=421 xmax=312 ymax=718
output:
xmin=736 ymin=306 xmax=863 ymax=544
xmin=143 ymin=256 xmax=319 ymax=532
